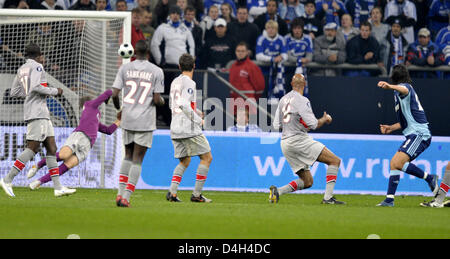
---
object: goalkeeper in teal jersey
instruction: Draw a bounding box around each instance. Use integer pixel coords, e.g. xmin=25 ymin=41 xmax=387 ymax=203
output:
xmin=376 ymin=64 xmax=438 ymax=207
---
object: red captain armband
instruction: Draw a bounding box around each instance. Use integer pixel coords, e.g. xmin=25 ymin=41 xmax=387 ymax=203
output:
xmin=191 ymin=102 xmax=196 ymax=111
xmin=299 ymin=117 xmax=308 ymax=129
xmin=40 ymin=83 xmax=48 ymax=87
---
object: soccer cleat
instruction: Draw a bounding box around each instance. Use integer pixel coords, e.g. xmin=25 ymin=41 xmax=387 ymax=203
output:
xmin=166 ymin=192 xmax=182 ymax=202
xmin=420 ymin=200 xmax=443 ymax=208
xmin=54 ymin=186 xmax=76 ymax=197
xmin=29 ymin=180 xmax=41 ymax=190
xmin=376 ymin=200 xmax=394 ymax=207
xmin=428 ymin=174 xmax=439 ymax=195
xmin=115 ymin=195 xmax=122 ymax=207
xmin=118 ymin=198 xmax=131 ymax=208
xmin=190 ymin=194 xmax=212 ymax=203
xmin=0 ymin=178 xmax=15 ymax=197
xmin=27 ymin=165 xmax=38 ymax=179
xmin=268 ymin=185 xmax=279 ymax=203
xmin=443 ymin=200 xmax=450 ymax=207
xmin=321 ymin=196 xmax=346 ymax=205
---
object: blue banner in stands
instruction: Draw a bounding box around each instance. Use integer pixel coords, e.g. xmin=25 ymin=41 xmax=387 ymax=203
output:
xmin=139 ymin=130 xmax=450 ymax=196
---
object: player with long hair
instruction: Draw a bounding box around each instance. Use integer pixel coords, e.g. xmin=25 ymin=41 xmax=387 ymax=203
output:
xmin=376 ymin=64 xmax=438 ymax=207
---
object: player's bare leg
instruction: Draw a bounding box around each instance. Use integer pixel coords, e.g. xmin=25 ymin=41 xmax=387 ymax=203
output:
xmin=270 ymin=169 xmax=314 ymax=203
xmin=120 ymin=143 xmax=147 ymax=207
xmin=1 ymin=140 xmax=39 ymax=197
xmin=316 ymin=147 xmax=345 ymax=204
xmin=191 ymin=152 xmax=213 ymax=203
xmin=379 ymin=151 xmax=437 ymax=207
xmin=28 ymin=145 xmax=73 ymax=179
xmin=396 ymin=151 xmax=438 ymax=193
xmin=167 ymin=156 xmax=190 ymax=202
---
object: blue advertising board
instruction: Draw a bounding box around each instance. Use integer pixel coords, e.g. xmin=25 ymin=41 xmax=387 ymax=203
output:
xmin=138 ymin=130 xmax=450 ymax=196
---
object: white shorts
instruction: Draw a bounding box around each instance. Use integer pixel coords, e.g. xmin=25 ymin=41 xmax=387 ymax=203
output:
xmin=26 ymin=119 xmax=54 ymax=142
xmin=172 ymin=134 xmax=211 ymax=159
xmin=123 ymin=129 xmax=153 ymax=148
xmin=63 ymin=131 xmax=91 ymax=163
xmin=281 ymin=134 xmax=325 ymax=173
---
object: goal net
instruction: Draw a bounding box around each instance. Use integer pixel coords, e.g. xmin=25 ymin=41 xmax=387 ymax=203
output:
xmin=0 ymin=10 xmax=131 ymax=189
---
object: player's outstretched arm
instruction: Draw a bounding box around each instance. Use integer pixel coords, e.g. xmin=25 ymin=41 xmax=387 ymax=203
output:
xmin=315 ymin=112 xmax=332 ymax=130
xmin=377 ymin=81 xmax=409 ymax=96
xmin=98 ymin=121 xmax=119 ymax=135
xmin=91 ymin=89 xmax=113 ymax=108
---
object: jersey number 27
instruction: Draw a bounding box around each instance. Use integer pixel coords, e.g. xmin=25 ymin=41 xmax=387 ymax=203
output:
xmin=124 ymin=80 xmax=152 ymax=105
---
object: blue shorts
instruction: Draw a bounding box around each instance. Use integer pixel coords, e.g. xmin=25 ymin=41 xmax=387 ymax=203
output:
xmin=398 ymin=134 xmax=431 ymax=161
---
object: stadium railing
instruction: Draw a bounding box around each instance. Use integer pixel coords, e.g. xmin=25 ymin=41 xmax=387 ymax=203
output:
xmin=252 ymin=60 xmax=450 ymax=78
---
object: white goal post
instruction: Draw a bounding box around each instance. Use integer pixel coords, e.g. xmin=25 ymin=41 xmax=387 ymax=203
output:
xmin=0 ymin=9 xmax=131 ymax=189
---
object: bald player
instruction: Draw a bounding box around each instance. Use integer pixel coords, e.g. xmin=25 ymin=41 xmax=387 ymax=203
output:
xmin=269 ymin=74 xmax=346 ymax=205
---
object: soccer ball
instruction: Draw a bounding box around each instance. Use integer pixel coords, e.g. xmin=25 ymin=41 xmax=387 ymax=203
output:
xmin=118 ymin=43 xmax=134 ymax=59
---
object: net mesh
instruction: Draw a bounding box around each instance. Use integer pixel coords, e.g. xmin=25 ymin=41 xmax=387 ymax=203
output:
xmin=0 ymin=14 xmax=125 ymax=189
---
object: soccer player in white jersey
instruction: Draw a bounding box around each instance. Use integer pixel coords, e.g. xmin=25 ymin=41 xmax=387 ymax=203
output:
xmin=376 ymin=64 xmax=438 ymax=207
xmin=0 ymin=43 xmax=75 ymax=197
xmin=166 ymin=53 xmax=213 ymax=203
xmin=269 ymin=74 xmax=345 ymax=205
xmin=112 ymin=40 xmax=165 ymax=207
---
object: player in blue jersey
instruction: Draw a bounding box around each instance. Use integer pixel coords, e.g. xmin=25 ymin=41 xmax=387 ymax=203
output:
xmin=376 ymin=64 xmax=438 ymax=207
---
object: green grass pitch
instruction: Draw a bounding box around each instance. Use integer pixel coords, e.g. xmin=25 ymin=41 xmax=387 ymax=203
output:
xmin=0 ymin=188 xmax=449 ymax=239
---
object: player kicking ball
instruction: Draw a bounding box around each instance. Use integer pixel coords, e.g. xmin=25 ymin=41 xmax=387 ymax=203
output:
xmin=420 ymin=161 xmax=450 ymax=208
xmin=0 ymin=43 xmax=71 ymax=197
xmin=112 ymin=40 xmax=165 ymax=207
xmin=269 ymin=73 xmax=345 ymax=205
xmin=166 ymin=53 xmax=213 ymax=203
xmin=376 ymin=64 xmax=438 ymax=207
xmin=26 ymin=90 xmax=121 ymax=190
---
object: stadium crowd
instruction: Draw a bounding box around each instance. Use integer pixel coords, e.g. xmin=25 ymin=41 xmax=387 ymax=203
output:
xmin=0 ymin=0 xmax=449 ymax=101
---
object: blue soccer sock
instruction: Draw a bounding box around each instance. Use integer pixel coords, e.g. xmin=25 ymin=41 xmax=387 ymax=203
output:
xmin=385 ymin=170 xmax=401 ymax=203
xmin=402 ymin=162 xmax=433 ymax=183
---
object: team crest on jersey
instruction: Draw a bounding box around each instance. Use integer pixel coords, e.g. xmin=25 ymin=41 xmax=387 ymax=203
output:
xmin=187 ymin=88 xmax=194 ymax=94
xmin=37 ymin=66 xmax=42 ymax=72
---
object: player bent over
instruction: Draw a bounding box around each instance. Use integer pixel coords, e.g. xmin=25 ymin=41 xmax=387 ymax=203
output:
xmin=269 ymin=74 xmax=345 ymax=205
xmin=420 ymin=161 xmax=450 ymax=208
xmin=166 ymin=53 xmax=213 ymax=203
xmin=112 ymin=40 xmax=165 ymax=207
xmin=0 ymin=43 xmax=70 ymax=197
xmin=27 ymin=90 xmax=121 ymax=190
xmin=376 ymin=64 xmax=438 ymax=207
